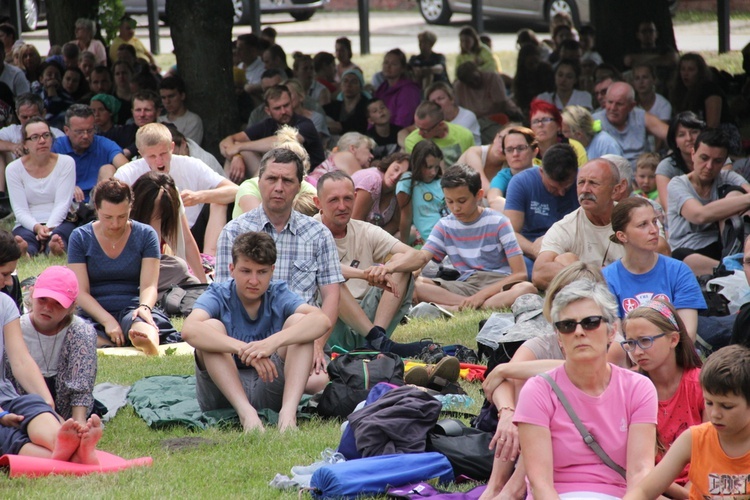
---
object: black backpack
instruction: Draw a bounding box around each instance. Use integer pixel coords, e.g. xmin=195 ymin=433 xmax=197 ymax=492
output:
xmin=426 ymin=419 xmax=495 ymax=481
xmin=317 ymin=350 xmax=404 ymax=419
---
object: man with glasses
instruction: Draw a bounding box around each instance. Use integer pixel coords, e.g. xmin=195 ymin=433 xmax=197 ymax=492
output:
xmin=533 ymin=158 xmax=664 ymax=290
xmin=52 ymin=104 xmax=128 ymax=202
xmin=505 ymin=143 xmax=580 ymax=280
xmin=403 ymin=101 xmax=474 ymax=166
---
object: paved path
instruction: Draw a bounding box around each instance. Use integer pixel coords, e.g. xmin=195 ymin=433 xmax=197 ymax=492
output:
xmin=20 ymin=11 xmax=750 ymax=57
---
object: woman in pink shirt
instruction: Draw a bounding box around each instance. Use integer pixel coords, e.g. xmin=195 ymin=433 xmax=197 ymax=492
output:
xmin=514 ymin=279 xmax=657 ymax=499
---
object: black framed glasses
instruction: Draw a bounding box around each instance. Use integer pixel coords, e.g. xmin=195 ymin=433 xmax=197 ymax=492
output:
xmin=619 ymin=333 xmax=668 ymax=352
xmin=554 ymin=315 xmax=605 ymax=334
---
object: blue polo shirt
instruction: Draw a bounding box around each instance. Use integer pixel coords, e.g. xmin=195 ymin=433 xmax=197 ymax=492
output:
xmin=52 ymin=135 xmax=122 ymax=200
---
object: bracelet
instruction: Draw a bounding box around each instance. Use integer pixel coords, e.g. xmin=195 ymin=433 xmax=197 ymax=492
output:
xmin=0 ymin=410 xmax=8 ymax=420
xmin=139 ymin=303 xmax=152 ymax=312
xmin=497 ymin=406 xmax=515 ymax=415
xmin=234 ymin=153 xmax=242 ymax=158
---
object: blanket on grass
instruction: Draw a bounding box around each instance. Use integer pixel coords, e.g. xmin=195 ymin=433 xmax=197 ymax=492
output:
xmin=0 ymin=451 xmax=152 ymax=477
xmin=127 ymin=375 xmax=313 ymax=430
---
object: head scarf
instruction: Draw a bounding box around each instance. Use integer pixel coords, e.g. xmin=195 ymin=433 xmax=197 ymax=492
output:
xmin=91 ymin=93 xmax=121 ymax=121
xmin=337 ymin=68 xmax=371 ymax=101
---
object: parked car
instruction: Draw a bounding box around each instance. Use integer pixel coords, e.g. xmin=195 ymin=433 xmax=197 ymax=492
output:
xmin=123 ymin=0 xmax=328 ymax=23
xmin=0 ymin=0 xmax=46 ymax=31
xmin=417 ymin=0 xmax=677 ymax=28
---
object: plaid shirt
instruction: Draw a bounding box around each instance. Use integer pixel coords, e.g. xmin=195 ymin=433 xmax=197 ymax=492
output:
xmin=215 ymin=208 xmax=343 ymax=304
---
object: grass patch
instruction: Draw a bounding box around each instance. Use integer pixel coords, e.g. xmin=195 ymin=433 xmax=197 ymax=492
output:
xmin=5 ymin=254 xmax=492 ymax=497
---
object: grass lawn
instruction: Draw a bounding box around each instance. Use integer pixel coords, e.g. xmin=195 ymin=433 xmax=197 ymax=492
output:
xmin=0 ymin=255 xmax=491 ymax=498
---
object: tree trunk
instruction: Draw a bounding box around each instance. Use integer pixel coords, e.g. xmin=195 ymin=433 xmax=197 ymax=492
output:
xmin=167 ymin=0 xmax=239 ymax=156
xmin=591 ymin=0 xmax=676 ymax=71
xmin=45 ymin=0 xmax=99 ymax=48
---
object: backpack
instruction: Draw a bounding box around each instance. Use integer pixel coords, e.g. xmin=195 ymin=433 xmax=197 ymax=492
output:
xmin=426 ymin=419 xmax=495 ymax=482
xmin=317 ymin=350 xmax=404 ymax=419
xmin=157 ymin=283 xmax=209 ymax=317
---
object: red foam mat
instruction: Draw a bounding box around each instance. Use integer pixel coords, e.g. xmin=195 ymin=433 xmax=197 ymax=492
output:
xmin=0 ymin=451 xmax=152 ymax=477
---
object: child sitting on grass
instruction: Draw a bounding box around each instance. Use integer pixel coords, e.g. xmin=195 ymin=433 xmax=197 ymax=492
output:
xmin=623 ymin=344 xmax=750 ymax=499
xmin=634 ymin=152 xmax=660 ymax=200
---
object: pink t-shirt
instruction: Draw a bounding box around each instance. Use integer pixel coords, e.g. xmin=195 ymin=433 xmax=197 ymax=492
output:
xmin=351 ymin=167 xmax=396 ymax=227
xmin=657 ymin=367 xmax=703 ymax=485
xmin=514 ymin=364 xmax=657 ymax=498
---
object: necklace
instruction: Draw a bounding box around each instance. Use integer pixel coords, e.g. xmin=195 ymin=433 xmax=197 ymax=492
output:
xmin=100 ymin=223 xmax=129 ymax=250
xmin=34 ymin=322 xmax=62 ymax=375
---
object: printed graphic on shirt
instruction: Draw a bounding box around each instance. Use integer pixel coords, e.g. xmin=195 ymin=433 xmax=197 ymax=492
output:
xmin=622 ymin=293 xmax=671 ymax=313
xmin=707 ymin=472 xmax=750 ymax=498
xmin=529 ymin=201 xmax=550 ymax=217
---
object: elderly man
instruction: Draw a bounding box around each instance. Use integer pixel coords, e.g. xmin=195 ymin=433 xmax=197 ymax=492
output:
xmin=220 ymin=84 xmax=325 ymax=183
xmin=51 ymin=104 xmax=128 ymax=202
xmin=404 ymin=101 xmax=474 ymax=166
xmin=314 ymin=170 xmax=428 ymax=356
xmin=114 ymin=123 xmax=237 ymax=254
xmin=592 ymin=82 xmax=668 ymax=166
xmin=216 ymin=148 xmax=343 ymax=373
xmin=533 ymin=158 xmax=668 ymax=290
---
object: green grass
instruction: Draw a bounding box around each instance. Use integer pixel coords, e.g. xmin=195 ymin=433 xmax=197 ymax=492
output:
xmin=3 ymin=255 xmax=492 ymax=498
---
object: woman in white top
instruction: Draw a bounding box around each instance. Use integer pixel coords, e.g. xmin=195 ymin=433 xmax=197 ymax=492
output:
xmin=7 ymin=117 xmax=75 ymax=257
xmin=536 ymin=59 xmax=593 ymax=111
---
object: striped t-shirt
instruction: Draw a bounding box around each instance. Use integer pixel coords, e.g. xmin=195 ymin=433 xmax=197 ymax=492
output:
xmin=423 ymin=208 xmax=521 ymax=275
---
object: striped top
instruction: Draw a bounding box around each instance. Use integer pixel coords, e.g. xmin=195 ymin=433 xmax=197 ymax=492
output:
xmin=423 ymin=208 xmax=521 ymax=276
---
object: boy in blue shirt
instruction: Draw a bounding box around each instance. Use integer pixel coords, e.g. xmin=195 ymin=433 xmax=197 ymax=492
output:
xmin=182 ymin=232 xmax=331 ymax=432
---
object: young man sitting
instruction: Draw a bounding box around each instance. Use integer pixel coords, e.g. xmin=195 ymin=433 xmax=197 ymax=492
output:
xmin=181 ymin=232 xmax=331 ymax=433
xmin=370 ymin=163 xmax=536 ymax=311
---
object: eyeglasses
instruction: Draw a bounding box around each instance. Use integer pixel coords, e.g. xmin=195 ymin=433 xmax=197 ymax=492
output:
xmin=26 ymin=132 xmax=52 ymax=142
xmin=505 ymin=145 xmax=530 ymax=154
xmin=71 ymin=128 xmax=95 ymax=137
xmin=619 ymin=333 xmax=668 ymax=352
xmin=554 ymin=315 xmax=606 ymax=334
xmin=417 ymin=121 xmax=440 ymax=135
xmin=531 ymin=117 xmax=556 ymax=126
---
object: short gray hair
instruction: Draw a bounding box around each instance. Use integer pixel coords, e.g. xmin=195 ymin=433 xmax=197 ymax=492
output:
xmin=550 ymin=279 xmax=619 ymax=333
xmin=601 ymin=154 xmax=630 ymax=185
xmin=75 ymin=18 xmax=95 ymax=35
xmin=337 ymin=132 xmax=375 ymax=151
xmin=65 ymin=104 xmax=93 ymax=127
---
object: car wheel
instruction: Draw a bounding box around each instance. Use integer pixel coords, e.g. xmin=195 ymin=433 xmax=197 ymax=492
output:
xmin=546 ymin=0 xmax=579 ymax=28
xmin=233 ymin=0 xmax=252 ymax=24
xmin=419 ymin=0 xmax=452 ymax=25
xmin=21 ymin=0 xmax=38 ymax=32
xmin=291 ymin=10 xmax=315 ymax=21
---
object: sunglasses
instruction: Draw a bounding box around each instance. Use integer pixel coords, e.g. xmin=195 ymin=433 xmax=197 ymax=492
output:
xmin=619 ymin=333 xmax=668 ymax=352
xmin=554 ymin=315 xmax=606 ymax=334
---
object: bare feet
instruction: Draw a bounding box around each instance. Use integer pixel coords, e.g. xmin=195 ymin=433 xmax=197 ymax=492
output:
xmin=129 ymin=328 xmax=159 ymax=356
xmin=51 ymin=419 xmax=82 ymax=462
xmin=239 ymin=410 xmax=265 ymax=433
xmin=14 ymin=235 xmax=29 ymax=258
xmin=277 ymin=410 xmax=297 ymax=433
xmin=73 ymin=415 xmax=102 ymax=465
xmin=49 ymin=234 xmax=65 ymax=256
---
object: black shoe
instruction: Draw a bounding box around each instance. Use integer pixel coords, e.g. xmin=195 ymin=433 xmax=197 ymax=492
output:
xmin=418 ymin=341 xmax=445 ymax=364
xmin=454 ymin=345 xmax=479 ymax=364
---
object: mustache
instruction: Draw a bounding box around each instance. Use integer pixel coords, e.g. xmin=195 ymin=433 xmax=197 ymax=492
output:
xmin=578 ymin=193 xmax=597 ymax=203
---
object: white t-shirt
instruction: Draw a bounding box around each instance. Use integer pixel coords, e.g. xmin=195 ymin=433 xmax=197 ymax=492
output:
xmin=540 ymin=207 xmax=624 ymax=267
xmin=114 ymin=154 xmax=225 ymax=226
xmin=452 ymin=107 xmax=481 ymax=146
xmin=159 ymin=110 xmax=204 ymax=144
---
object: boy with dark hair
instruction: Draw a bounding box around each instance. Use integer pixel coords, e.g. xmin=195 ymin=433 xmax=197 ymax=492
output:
xmin=371 ymin=163 xmax=535 ymax=311
xmin=624 ymin=344 xmax=750 ymax=499
xmin=182 ymin=231 xmax=331 ymax=433
xmin=366 ymin=98 xmax=401 ymax=160
xmin=158 ymin=75 xmax=203 ymax=144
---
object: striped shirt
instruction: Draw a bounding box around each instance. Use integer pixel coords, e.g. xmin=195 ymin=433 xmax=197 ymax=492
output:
xmin=215 ymin=208 xmax=344 ymax=304
xmin=423 ymin=208 xmax=521 ymax=276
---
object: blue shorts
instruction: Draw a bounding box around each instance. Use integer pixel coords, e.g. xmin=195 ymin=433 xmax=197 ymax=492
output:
xmin=0 ymin=394 xmax=56 ymax=455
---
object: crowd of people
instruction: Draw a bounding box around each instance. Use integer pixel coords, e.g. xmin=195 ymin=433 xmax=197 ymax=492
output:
xmin=0 ymin=12 xmax=748 ymax=496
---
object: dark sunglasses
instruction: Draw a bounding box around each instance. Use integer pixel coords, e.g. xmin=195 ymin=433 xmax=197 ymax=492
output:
xmin=554 ymin=315 xmax=606 ymax=334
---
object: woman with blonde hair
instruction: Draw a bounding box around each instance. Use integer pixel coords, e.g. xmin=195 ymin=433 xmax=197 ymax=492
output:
xmin=561 ymin=105 xmax=623 ymax=160
xmin=306 ymin=131 xmax=374 ymax=187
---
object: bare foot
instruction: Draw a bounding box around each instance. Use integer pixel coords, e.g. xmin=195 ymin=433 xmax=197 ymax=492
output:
xmin=72 ymin=415 xmax=102 ymax=465
xmin=129 ymin=329 xmax=159 ymax=356
xmin=14 ymin=235 xmax=29 ymax=258
xmin=51 ymin=419 xmax=82 ymax=462
xmin=277 ymin=410 xmax=297 ymax=433
xmin=239 ymin=410 xmax=265 ymax=433
xmin=49 ymin=235 xmax=65 ymax=256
